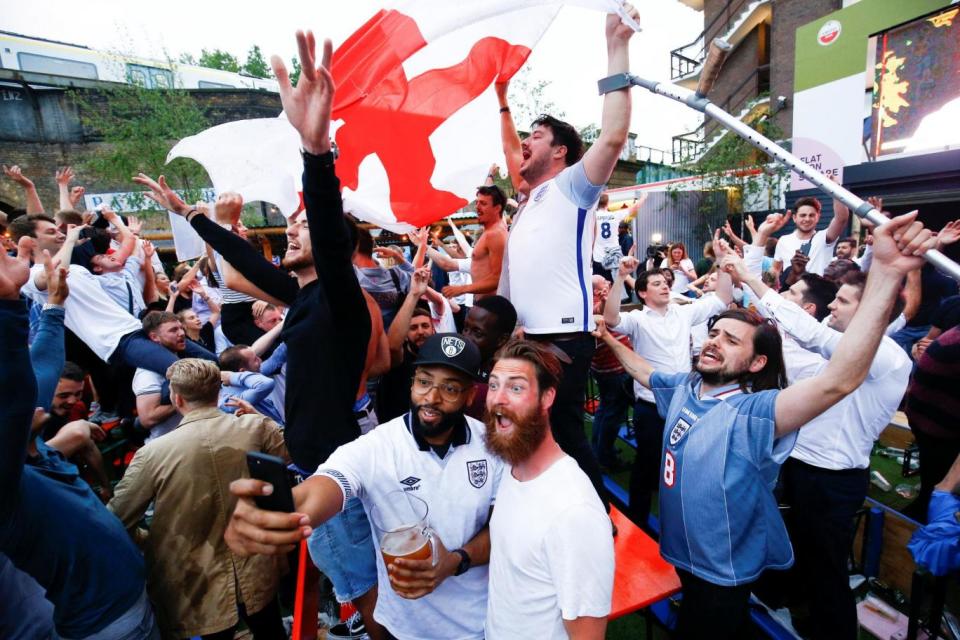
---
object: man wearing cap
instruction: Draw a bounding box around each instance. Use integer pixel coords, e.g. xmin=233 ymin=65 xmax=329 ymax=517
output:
xmin=226 ymin=333 xmax=503 ymax=640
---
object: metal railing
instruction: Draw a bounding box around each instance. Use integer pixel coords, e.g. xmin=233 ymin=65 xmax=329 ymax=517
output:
xmin=671 ymin=64 xmax=770 ymax=164
xmin=669 ymin=0 xmax=755 ymax=80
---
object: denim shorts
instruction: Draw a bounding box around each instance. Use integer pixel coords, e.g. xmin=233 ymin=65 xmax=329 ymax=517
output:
xmin=307 ymin=497 xmax=378 ymax=602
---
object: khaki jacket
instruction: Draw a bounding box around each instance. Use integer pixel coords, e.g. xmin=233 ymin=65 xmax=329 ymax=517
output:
xmin=108 ymin=407 xmax=288 ymax=638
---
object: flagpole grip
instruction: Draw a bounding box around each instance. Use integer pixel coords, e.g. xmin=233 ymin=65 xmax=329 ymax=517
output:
xmin=696 ymin=39 xmax=732 ymax=98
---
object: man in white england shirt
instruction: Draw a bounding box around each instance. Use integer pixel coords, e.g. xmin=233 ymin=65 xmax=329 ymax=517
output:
xmin=499 ymin=3 xmax=641 ymax=507
xmin=772 ymin=194 xmax=850 ymax=284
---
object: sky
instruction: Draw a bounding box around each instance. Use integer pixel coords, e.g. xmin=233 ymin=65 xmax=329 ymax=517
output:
xmin=2 ymin=0 xmax=705 ymax=152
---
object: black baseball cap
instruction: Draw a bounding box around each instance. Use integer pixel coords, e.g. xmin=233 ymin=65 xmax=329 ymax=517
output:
xmin=413 ymin=333 xmax=482 ymax=381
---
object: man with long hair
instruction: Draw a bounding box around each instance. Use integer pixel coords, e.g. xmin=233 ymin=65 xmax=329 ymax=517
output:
xmin=594 ymin=211 xmax=936 ymax=639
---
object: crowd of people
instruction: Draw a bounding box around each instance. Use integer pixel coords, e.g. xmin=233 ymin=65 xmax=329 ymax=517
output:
xmin=1 ymin=6 xmax=959 ymax=640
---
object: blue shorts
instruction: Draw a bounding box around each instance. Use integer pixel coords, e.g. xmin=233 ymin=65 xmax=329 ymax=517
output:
xmin=307 ymin=497 xmax=378 ymax=602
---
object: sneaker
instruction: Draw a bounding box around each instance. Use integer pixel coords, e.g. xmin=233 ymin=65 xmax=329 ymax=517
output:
xmin=327 ymin=611 xmax=369 ymax=640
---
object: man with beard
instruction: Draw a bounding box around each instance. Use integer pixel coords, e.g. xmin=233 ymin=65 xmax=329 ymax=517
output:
xmin=484 ymin=339 xmax=614 ymax=639
xmin=134 ymin=33 xmax=375 ymax=635
xmin=225 ymin=333 xmax=502 ymax=640
xmin=593 ymin=211 xmax=936 ymax=639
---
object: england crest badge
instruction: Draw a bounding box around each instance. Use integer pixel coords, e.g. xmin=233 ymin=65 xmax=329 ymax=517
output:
xmin=466 ymin=459 xmax=488 ymax=488
xmin=668 ymin=418 xmax=693 ymax=447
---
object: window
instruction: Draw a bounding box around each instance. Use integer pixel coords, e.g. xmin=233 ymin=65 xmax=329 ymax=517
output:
xmin=17 ymin=52 xmax=98 ymax=79
xmin=198 ymin=80 xmax=233 ymax=89
xmin=126 ymin=63 xmax=174 ymax=89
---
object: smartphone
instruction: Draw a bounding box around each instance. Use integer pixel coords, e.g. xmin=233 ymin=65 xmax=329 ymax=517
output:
xmin=246 ymin=452 xmax=296 ymax=512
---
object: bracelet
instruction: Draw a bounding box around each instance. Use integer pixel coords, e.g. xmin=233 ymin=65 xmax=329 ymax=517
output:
xmin=185 ymin=208 xmax=199 ymax=222
xmin=499 ymin=106 xmax=510 ymax=114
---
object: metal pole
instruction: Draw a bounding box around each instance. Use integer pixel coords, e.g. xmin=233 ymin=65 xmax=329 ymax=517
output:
xmin=604 ymin=39 xmax=960 ymax=281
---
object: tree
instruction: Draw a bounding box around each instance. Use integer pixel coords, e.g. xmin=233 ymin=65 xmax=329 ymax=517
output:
xmin=198 ymin=49 xmax=240 ymax=73
xmin=178 ymin=52 xmax=197 ymax=66
xmin=71 ymin=83 xmax=211 ymax=212
xmin=242 ymin=45 xmax=272 ymax=79
xmin=506 ymin=66 xmax=565 ymax=130
xmin=289 ymin=57 xmax=302 ymax=86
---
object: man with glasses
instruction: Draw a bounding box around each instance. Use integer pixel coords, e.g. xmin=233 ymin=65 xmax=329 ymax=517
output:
xmin=226 ymin=333 xmax=503 ymax=640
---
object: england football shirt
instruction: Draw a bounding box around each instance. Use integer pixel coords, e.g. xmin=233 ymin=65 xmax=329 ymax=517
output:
xmin=651 ymin=371 xmax=796 ymax=586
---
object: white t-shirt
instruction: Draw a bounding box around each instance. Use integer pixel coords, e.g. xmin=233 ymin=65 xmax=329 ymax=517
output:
xmin=131 ymin=368 xmax=182 ymax=442
xmin=616 ymin=296 xmax=727 ymax=402
xmin=506 ymin=162 xmax=603 ymax=334
xmin=592 ymin=207 xmax=628 ymax=264
xmin=485 ymin=456 xmax=613 ymax=639
xmin=448 ymin=257 xmax=474 ymax=307
xmin=97 ymin=255 xmax=147 ymax=317
xmin=430 ymin=296 xmax=458 ymax=334
xmin=773 ymin=229 xmax=836 ymax=277
xmin=21 ymin=264 xmax=142 ymax=361
xmin=659 ymin=257 xmax=696 ymax=292
xmin=315 ymin=414 xmax=503 ymax=640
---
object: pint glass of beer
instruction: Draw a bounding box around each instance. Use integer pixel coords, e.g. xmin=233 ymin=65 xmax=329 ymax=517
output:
xmin=370 ymin=491 xmax=438 ymax=587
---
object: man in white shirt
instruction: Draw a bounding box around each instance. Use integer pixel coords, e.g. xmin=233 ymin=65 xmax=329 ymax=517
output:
xmin=592 ymin=193 xmax=629 ymax=281
xmin=772 ymin=194 xmax=850 ymax=283
xmin=133 ymin=312 xmax=187 ymax=442
xmin=724 ymin=253 xmax=911 ymax=639
xmin=225 ymin=334 xmax=502 ymax=640
xmin=484 ymin=339 xmax=614 ymax=639
xmin=603 ymin=251 xmax=732 ymax=529
xmin=499 ymin=4 xmax=641 ymax=507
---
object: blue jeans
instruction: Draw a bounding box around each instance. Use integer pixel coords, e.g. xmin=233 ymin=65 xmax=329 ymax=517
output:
xmin=629 ymin=399 xmax=665 ymax=532
xmin=307 ymin=498 xmax=378 ymax=602
xmin=590 ymin=371 xmax=632 ymax=465
xmin=56 ymin=590 xmax=159 ymax=640
xmin=109 ymin=330 xmax=217 ymax=376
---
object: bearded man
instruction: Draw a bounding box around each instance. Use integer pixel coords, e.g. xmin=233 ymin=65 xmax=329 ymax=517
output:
xmin=484 ymin=339 xmax=615 ymax=640
xmin=225 ymin=333 xmax=502 ymax=640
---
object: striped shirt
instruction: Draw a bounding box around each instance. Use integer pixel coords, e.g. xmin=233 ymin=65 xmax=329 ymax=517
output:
xmin=906 ymin=326 xmax=960 ymax=440
xmin=213 ymin=253 xmax=256 ymax=304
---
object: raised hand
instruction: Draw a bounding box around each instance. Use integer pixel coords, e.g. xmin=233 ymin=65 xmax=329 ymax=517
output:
xmin=271 ymin=32 xmax=334 ymax=155
xmin=127 ymin=216 xmax=143 ymax=236
xmin=373 ymin=245 xmax=405 ymax=264
xmin=872 ymin=211 xmax=937 ymax=275
xmin=712 ymin=228 xmax=733 ymax=261
xmin=936 ymin=219 xmax=960 ymax=250
xmin=720 ymin=253 xmax=750 ymax=283
xmin=590 ymin=315 xmax=609 ymax=341
xmin=861 ymin=197 xmax=888 ymax=230
xmin=409 ymin=266 xmax=430 ymax=298
xmin=2 ymin=164 xmax=34 ymax=188
xmin=141 ymin=240 xmax=155 ymax=259
xmin=0 ymin=237 xmax=34 ymax=300
xmin=606 ymin=2 xmax=640 ymax=43
xmin=132 ymin=173 xmax=190 ymax=216
xmin=408 ymin=227 xmax=429 ymax=247
xmin=55 ymin=166 xmax=75 ymax=186
xmin=69 ymin=186 xmax=86 ymax=209
xmin=757 ymin=210 xmax=792 ymax=240
xmin=38 ymin=250 xmax=69 ymax=306
xmin=617 ymin=255 xmax=640 ymax=279
xmin=215 ymin=192 xmax=243 ymax=223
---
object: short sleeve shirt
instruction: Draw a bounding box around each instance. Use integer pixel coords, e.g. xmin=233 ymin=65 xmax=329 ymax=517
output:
xmin=651 ymin=371 xmax=796 ymax=586
xmin=773 ymin=229 xmax=836 ymax=277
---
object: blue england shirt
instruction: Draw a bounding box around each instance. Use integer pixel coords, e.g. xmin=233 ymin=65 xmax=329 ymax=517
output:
xmin=651 ymin=370 xmax=797 ymax=586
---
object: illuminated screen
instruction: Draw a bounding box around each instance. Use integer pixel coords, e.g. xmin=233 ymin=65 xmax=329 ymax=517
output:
xmin=869 ymin=6 xmax=960 ymax=157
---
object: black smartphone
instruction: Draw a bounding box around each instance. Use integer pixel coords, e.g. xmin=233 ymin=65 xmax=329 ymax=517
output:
xmin=246 ymin=452 xmax=296 ymax=512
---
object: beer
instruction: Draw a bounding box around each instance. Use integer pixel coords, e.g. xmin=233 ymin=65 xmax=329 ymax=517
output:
xmin=380 ymin=528 xmax=432 ymax=566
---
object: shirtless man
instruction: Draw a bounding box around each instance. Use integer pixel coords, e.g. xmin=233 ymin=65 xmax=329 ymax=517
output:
xmin=439 ymin=186 xmax=508 ymax=302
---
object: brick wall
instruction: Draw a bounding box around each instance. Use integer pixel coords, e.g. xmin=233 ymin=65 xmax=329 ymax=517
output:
xmin=769 ymin=0 xmax=842 ymax=137
xmin=0 ymin=87 xmax=280 ymax=212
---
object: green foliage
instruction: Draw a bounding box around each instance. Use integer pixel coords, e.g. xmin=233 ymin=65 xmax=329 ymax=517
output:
xmin=71 ymin=83 xmax=211 ymax=209
xmin=198 ymin=48 xmax=240 ymax=73
xmin=673 ymin=104 xmax=787 ymax=216
xmin=290 ymin=57 xmax=302 ymax=86
xmin=242 ymin=45 xmax=272 ymax=79
xmin=177 ymin=52 xmax=197 ymax=66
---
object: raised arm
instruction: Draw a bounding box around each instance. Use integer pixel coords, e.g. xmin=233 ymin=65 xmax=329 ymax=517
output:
xmin=494 ymin=82 xmax=525 ymax=193
xmin=30 ymin=253 xmax=68 ymax=410
xmin=603 ymin=256 xmax=638 ymax=328
xmin=388 ymin=267 xmax=429 ymax=366
xmin=425 ymin=246 xmax=459 ymax=272
xmin=442 ymin=233 xmax=505 ymax=298
xmin=773 ymin=212 xmax=936 ymax=436
xmin=825 ymin=185 xmax=851 ymax=245
xmin=0 ymin=239 xmax=40 ymax=514
xmin=99 ymin=208 xmax=136 ymax=265
xmin=591 ymin=315 xmax=653 ymax=389
xmin=56 ymin=166 xmax=75 ymax=212
xmin=581 ymin=6 xmax=639 ymax=186
xmin=3 ymin=165 xmax=44 ymax=215
xmin=132 ymin=175 xmax=298 ymax=305
xmin=140 ymin=241 xmax=159 ymax=304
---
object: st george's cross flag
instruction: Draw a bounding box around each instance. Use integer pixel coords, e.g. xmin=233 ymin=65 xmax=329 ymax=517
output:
xmin=165 ymin=0 xmax=638 ymax=255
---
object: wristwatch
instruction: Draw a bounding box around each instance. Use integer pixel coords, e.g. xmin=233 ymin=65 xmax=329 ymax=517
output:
xmin=452 ymin=548 xmax=471 ymax=576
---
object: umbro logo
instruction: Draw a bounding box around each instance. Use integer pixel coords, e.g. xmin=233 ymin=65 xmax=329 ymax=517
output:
xmin=400 ymin=476 xmax=421 ymax=491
